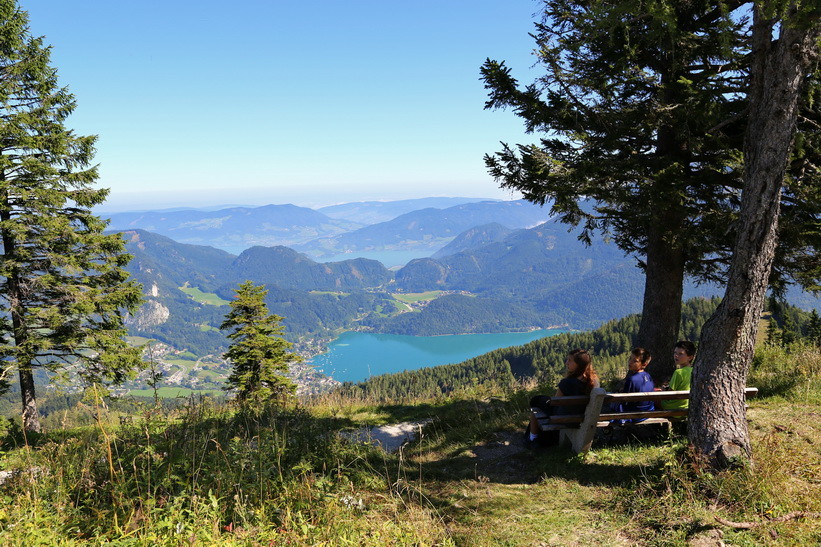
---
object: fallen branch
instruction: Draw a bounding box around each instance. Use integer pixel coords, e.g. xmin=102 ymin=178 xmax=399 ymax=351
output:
xmin=715 ymin=512 xmax=821 ymax=529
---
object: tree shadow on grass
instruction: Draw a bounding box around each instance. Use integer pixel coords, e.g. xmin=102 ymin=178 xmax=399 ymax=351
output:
xmin=420 ymin=435 xmax=663 ymax=487
xmin=327 ymin=396 xmax=674 ymax=488
xmin=412 ymin=419 xmax=675 ymax=487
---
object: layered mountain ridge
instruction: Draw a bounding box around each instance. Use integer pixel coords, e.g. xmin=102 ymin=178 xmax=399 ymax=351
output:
xmin=116 ymin=196 xmax=818 ymax=360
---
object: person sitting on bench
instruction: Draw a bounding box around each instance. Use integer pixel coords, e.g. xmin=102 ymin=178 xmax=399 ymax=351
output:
xmin=660 ymin=340 xmax=695 ymax=410
xmin=526 ymin=348 xmax=600 ymax=446
xmin=610 ymin=347 xmax=655 ymax=424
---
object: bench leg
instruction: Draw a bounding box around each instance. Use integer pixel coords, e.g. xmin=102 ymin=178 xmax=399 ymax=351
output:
xmin=562 ymin=388 xmax=607 ymax=454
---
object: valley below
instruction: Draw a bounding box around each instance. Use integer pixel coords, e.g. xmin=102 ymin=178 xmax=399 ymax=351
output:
xmin=103 ymin=196 xmax=818 ymax=397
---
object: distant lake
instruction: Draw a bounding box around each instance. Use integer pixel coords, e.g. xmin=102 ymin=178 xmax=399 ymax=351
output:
xmin=308 ymin=329 xmax=567 ymax=383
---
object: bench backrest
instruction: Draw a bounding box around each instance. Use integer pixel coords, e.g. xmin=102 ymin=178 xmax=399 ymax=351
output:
xmin=543 ymin=387 xmax=758 ymax=408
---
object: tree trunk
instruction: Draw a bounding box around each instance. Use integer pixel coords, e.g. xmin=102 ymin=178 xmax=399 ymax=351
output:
xmin=639 ymin=56 xmax=689 ymax=384
xmin=639 ymin=220 xmax=686 ymax=383
xmin=18 ymin=366 xmax=41 ymax=434
xmin=11 ymin=299 xmax=40 ymax=434
xmin=0 ymin=190 xmax=41 ymax=434
xmin=690 ymin=5 xmax=820 ymax=468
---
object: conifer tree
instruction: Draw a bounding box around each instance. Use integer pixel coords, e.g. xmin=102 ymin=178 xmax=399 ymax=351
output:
xmin=808 ymin=310 xmax=821 ymax=347
xmin=481 ymin=0 xmax=820 ymax=380
xmin=221 ymin=281 xmax=298 ymax=403
xmin=0 ymin=1 xmax=143 ymax=433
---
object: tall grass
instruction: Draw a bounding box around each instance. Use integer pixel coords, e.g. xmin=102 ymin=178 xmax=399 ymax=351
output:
xmin=748 ymin=341 xmax=820 ymax=403
xmin=0 ymin=396 xmax=451 ymax=544
xmin=1 ymin=343 xmax=818 ymax=544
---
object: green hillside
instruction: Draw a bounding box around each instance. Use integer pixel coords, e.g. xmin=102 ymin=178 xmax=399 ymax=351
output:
xmin=1 ymin=314 xmax=817 ymax=545
xmin=221 ymin=245 xmax=393 ymax=292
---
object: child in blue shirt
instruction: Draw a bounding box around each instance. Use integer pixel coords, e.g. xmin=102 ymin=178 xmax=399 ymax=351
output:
xmin=611 ymin=347 xmax=655 ymax=422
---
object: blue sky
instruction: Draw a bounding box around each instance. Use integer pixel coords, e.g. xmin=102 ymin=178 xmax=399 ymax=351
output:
xmin=23 ymin=0 xmax=542 ymax=211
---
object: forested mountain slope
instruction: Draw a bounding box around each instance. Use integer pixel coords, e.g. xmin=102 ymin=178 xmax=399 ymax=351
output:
xmin=220 ymin=245 xmax=392 ymax=292
xmin=120 ymin=230 xmax=235 ymax=292
xmin=396 ymin=219 xmax=624 ymax=293
xmin=120 ymin=230 xmax=395 ymax=353
xmin=393 ymin=220 xmax=644 ymax=328
xmin=431 ymin=222 xmax=513 ymax=259
xmin=121 ymin=230 xmax=234 ymax=354
xmin=360 ymin=294 xmax=549 ymax=336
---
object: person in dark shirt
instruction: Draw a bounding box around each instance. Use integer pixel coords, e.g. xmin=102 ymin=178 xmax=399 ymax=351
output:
xmin=526 ymin=348 xmax=600 ymax=445
xmin=611 ymin=347 xmax=655 ymax=423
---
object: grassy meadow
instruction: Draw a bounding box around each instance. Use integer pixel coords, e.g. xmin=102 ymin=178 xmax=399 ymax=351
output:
xmin=179 ymin=285 xmax=230 ymax=307
xmin=391 ymin=291 xmax=445 ymax=304
xmin=0 ymin=342 xmax=818 ymax=545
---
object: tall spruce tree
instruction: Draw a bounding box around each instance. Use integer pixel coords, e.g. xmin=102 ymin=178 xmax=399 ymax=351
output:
xmin=221 ymin=281 xmax=297 ymax=404
xmin=481 ymin=0 xmax=819 ymax=380
xmin=0 ymin=1 xmax=143 ymax=433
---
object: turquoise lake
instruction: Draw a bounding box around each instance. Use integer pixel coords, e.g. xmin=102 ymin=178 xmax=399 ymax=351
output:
xmin=308 ymin=329 xmax=566 ymax=383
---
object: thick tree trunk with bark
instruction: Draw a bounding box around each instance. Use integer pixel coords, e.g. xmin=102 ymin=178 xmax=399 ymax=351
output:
xmin=639 ymin=60 xmax=690 ymax=383
xmin=690 ymin=5 xmax=820 ymax=468
xmin=640 ymin=223 xmax=686 ymax=383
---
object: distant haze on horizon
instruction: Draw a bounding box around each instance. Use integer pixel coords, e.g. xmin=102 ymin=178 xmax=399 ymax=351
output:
xmin=95 ymin=187 xmax=521 ymax=214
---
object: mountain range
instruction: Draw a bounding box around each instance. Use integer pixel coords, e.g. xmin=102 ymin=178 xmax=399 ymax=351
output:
xmin=107 ymin=198 xmax=551 ymax=258
xmin=294 ymin=200 xmax=551 ymax=257
xmin=107 ymin=204 xmax=360 ymax=254
xmin=116 ymin=196 xmax=818 ymax=359
xmin=316 ymin=197 xmax=494 ymax=225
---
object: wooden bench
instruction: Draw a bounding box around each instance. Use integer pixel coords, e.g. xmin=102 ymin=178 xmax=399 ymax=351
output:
xmin=531 ymin=387 xmax=759 ymax=453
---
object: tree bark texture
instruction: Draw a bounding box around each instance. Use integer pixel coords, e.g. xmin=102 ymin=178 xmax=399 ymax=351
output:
xmin=639 ymin=56 xmax=690 ymax=383
xmin=640 ymin=219 xmax=686 ymax=383
xmin=690 ymin=5 xmax=820 ymax=468
xmin=18 ymin=367 xmax=40 ymax=434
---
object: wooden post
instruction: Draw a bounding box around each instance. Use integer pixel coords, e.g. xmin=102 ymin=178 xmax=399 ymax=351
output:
xmin=561 ymin=387 xmax=606 ymax=453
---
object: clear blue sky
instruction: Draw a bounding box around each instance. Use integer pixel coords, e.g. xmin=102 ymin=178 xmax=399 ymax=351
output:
xmin=23 ymin=0 xmax=543 ymax=211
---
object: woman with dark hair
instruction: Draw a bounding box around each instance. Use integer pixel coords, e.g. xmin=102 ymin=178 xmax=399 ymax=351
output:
xmin=526 ymin=349 xmax=600 ymax=445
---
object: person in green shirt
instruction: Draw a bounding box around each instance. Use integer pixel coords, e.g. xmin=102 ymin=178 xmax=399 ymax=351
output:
xmin=661 ymin=340 xmax=695 ymax=410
